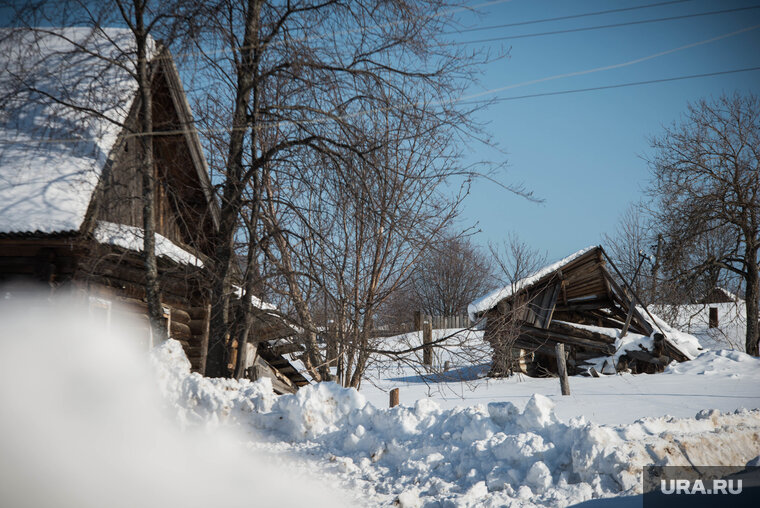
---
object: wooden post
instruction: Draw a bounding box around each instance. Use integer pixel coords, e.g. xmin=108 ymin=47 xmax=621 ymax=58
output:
xmin=620 ymin=292 xmax=635 ymax=338
xmin=389 ymin=388 xmax=399 ymax=408
xmin=413 ymin=310 xmax=422 ymax=331
xmin=423 ymin=321 xmax=433 ymax=366
xmin=555 ymin=343 xmax=571 ymax=395
xmin=709 ymin=307 xmax=718 ymax=328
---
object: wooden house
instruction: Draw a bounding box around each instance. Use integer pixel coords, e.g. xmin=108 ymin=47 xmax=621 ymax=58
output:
xmin=0 ymin=28 xmax=306 ymax=393
xmin=468 ymin=246 xmax=697 ymax=377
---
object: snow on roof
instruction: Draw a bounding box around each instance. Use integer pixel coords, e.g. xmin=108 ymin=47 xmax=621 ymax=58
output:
xmin=231 ymin=284 xmax=278 ymax=312
xmin=93 ymin=221 xmax=203 ymax=267
xmin=642 ymin=307 xmax=702 ymax=360
xmin=0 ymin=28 xmax=153 ymax=234
xmin=468 ymin=245 xmax=598 ymax=321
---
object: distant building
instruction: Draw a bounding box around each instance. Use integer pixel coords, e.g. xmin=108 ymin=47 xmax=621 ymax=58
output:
xmin=468 ymin=245 xmax=699 ymax=377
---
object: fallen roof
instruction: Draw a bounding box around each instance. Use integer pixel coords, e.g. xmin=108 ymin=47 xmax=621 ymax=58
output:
xmin=470 ymin=245 xmax=700 ymax=367
xmin=468 ymin=245 xmax=597 ymax=321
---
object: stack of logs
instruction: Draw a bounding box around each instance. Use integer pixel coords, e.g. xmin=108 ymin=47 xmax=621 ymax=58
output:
xmin=172 ymin=305 xmax=210 ymax=373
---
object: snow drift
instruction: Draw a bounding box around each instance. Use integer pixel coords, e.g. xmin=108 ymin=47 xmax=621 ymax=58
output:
xmin=152 ymin=338 xmax=760 ymax=507
xmin=0 ymin=294 xmax=345 ymax=508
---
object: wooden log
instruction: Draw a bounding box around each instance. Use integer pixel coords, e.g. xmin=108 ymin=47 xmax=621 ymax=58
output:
xmin=171 ymin=307 xmax=191 ymax=325
xmin=390 ymin=388 xmax=400 ymax=408
xmin=520 ymin=327 xmax=615 ymax=354
xmin=555 ymin=343 xmax=571 ymax=395
xmin=548 ymin=321 xmax=616 ymax=344
xmin=170 ymin=320 xmax=191 ymax=338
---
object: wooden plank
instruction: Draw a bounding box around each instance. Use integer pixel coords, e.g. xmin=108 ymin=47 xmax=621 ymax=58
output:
xmin=271 ymin=343 xmax=304 ymax=356
xmin=554 ymin=299 xmax=613 ymax=312
xmin=601 ymin=270 xmax=654 ymax=336
xmin=536 ymin=282 xmax=560 ymax=329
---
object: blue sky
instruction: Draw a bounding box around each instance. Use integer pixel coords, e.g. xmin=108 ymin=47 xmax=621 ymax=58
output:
xmin=451 ymin=0 xmax=760 ymax=260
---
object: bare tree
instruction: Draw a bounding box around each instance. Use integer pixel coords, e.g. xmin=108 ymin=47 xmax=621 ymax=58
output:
xmin=486 ymin=234 xmax=546 ymax=376
xmin=184 ymin=0 xmax=502 ymax=379
xmin=405 ymin=233 xmax=496 ymax=317
xmin=601 ymin=204 xmax=658 ymax=305
xmin=647 ymin=93 xmax=760 ymax=356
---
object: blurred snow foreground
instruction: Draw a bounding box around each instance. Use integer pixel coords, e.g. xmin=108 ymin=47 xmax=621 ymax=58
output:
xmin=2 ymin=297 xmax=760 ymax=507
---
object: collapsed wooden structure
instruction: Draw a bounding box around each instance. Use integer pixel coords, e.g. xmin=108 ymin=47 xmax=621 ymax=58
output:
xmin=0 ymin=28 xmax=306 ymax=393
xmin=469 ymin=246 xmax=693 ymax=377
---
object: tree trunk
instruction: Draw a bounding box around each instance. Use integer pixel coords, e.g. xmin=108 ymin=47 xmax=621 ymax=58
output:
xmin=135 ymin=11 xmax=165 ymax=343
xmin=206 ymin=0 xmax=262 ymax=377
xmin=745 ymin=248 xmax=759 ymax=356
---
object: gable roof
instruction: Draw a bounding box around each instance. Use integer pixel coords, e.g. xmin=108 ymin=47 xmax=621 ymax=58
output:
xmin=0 ymin=27 xmax=218 ymax=235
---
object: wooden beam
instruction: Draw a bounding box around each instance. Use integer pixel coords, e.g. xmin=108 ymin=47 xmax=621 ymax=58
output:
xmin=520 ymin=325 xmax=615 ymax=354
xmin=548 ymin=320 xmax=616 ymax=344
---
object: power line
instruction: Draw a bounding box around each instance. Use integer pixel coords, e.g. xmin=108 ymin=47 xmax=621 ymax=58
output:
xmin=460 ymin=23 xmax=760 ymax=102
xmin=2 ymin=23 xmax=758 ymax=145
xmin=451 ymin=0 xmax=696 ymax=35
xmin=449 ymin=4 xmax=760 ymax=46
xmin=466 ymin=66 xmax=760 ymax=105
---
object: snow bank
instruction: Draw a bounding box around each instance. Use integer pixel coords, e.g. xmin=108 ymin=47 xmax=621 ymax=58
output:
xmin=664 ymin=349 xmax=760 ymax=375
xmin=468 ymin=246 xmax=596 ymax=321
xmin=151 ymin=339 xmax=760 ymax=507
xmin=0 ymin=294 xmax=346 ymax=508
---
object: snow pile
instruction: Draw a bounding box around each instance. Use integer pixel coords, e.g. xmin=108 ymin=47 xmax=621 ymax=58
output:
xmin=0 ymin=294 xmax=346 ymax=508
xmin=644 ymin=308 xmax=703 ymax=359
xmin=94 ymin=221 xmax=204 ymax=267
xmin=468 ymin=245 xmax=597 ymax=321
xmin=664 ymin=349 xmax=760 ymax=375
xmin=150 ymin=339 xmax=760 ymax=507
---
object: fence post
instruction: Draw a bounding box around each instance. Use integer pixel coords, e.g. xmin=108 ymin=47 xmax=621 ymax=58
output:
xmin=555 ymin=343 xmax=571 ymax=395
xmin=390 ymin=388 xmax=400 ymax=408
xmin=414 ymin=310 xmax=422 ymax=331
xmin=423 ymin=321 xmax=433 ymax=367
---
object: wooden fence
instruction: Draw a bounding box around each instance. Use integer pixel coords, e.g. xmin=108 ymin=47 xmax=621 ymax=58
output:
xmin=372 ymin=312 xmax=470 ymax=337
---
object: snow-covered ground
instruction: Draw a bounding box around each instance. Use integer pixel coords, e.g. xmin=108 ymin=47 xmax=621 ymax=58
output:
xmin=2 ymin=298 xmax=759 ymax=508
xmin=358 ymin=328 xmax=759 ymax=425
